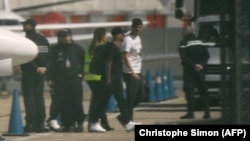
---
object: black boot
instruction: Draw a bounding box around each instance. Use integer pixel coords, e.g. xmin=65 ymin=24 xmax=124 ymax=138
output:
xmin=75 ymin=121 xmax=84 ymax=132
xmin=24 ymin=123 xmax=34 ymax=133
xmin=180 ymin=113 xmax=194 ymax=119
xmin=203 ymin=111 xmax=211 ymax=119
xmin=36 ymin=122 xmax=50 ymax=133
xmin=101 ymin=113 xmax=114 ymax=131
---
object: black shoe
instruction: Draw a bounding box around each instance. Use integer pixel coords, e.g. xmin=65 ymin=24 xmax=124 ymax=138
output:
xmin=0 ymin=136 xmax=5 ymax=141
xmin=180 ymin=113 xmax=194 ymax=119
xmin=203 ymin=114 xmax=211 ymax=119
xmin=75 ymin=122 xmax=84 ymax=132
xmin=101 ymin=123 xmax=114 ymax=131
xmin=24 ymin=124 xmax=34 ymax=133
xmin=116 ymin=115 xmax=125 ymax=127
xmin=58 ymin=126 xmax=70 ymax=132
xmin=36 ymin=123 xmax=50 ymax=133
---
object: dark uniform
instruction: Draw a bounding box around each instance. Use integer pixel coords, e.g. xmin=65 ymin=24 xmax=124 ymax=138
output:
xmin=178 ymin=33 xmax=210 ymax=119
xmin=48 ymin=29 xmax=85 ymax=132
xmin=21 ymin=19 xmax=50 ymax=132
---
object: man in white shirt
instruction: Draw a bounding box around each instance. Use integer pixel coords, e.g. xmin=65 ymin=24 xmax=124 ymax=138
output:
xmin=121 ymin=18 xmax=144 ymax=125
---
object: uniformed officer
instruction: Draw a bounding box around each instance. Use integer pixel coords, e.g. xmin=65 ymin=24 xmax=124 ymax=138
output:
xmin=47 ymin=29 xmax=86 ymax=132
xmin=21 ymin=18 xmax=50 ymax=133
xmin=178 ymin=28 xmax=211 ymax=119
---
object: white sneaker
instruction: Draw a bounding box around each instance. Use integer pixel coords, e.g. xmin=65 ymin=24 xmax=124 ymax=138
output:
xmin=49 ymin=120 xmax=60 ymax=130
xmin=125 ymin=121 xmax=135 ymax=132
xmin=89 ymin=122 xmax=106 ymax=133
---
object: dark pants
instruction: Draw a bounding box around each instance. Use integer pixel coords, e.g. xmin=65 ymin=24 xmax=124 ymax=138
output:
xmin=21 ymin=73 xmax=46 ymax=128
xmin=48 ymin=81 xmax=64 ymax=121
xmin=58 ymin=76 xmax=85 ymax=126
xmin=183 ymin=67 xmax=210 ymax=114
xmin=123 ymin=73 xmax=144 ymax=121
xmin=100 ymin=75 xmax=129 ymax=124
xmin=87 ymin=79 xmax=111 ymax=123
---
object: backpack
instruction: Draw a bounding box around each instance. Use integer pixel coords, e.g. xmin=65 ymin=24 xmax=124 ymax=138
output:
xmin=89 ymin=44 xmax=107 ymax=75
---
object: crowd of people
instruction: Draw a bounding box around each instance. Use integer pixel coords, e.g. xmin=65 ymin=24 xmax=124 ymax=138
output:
xmin=17 ymin=17 xmax=145 ymax=134
xmin=0 ymin=17 xmax=212 ymax=141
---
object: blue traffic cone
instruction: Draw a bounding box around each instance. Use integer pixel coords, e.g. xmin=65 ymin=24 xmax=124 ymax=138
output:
xmin=145 ymin=70 xmax=156 ymax=102
xmin=154 ymin=70 xmax=164 ymax=101
xmin=2 ymin=89 xmax=29 ymax=136
xmin=161 ymin=67 xmax=169 ymax=100
xmin=106 ymin=95 xmax=117 ymax=112
xmin=167 ymin=68 xmax=176 ymax=98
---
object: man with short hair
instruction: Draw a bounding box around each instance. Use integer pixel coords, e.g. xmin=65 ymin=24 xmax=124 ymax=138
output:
xmin=47 ymin=29 xmax=86 ymax=132
xmin=178 ymin=28 xmax=211 ymax=119
xmin=122 ymin=18 xmax=144 ymax=125
xmin=101 ymin=27 xmax=137 ymax=132
xmin=21 ymin=18 xmax=50 ymax=133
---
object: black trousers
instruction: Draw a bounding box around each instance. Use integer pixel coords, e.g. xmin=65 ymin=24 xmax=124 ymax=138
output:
xmin=21 ymin=73 xmax=46 ymax=128
xmin=48 ymin=81 xmax=64 ymax=121
xmin=58 ymin=76 xmax=85 ymax=126
xmin=122 ymin=73 xmax=144 ymax=121
xmin=100 ymin=75 xmax=129 ymax=124
xmin=87 ymin=79 xmax=111 ymax=123
xmin=183 ymin=67 xmax=210 ymax=114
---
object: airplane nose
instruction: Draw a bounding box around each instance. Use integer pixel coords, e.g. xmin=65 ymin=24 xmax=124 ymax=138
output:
xmin=0 ymin=28 xmax=39 ymax=66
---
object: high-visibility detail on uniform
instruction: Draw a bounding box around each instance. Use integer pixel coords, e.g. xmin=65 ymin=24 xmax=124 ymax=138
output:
xmin=186 ymin=40 xmax=204 ymax=47
xmin=83 ymin=44 xmax=101 ymax=81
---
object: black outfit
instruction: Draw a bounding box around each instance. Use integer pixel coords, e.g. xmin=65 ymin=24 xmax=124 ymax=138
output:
xmin=87 ymin=44 xmax=109 ymax=124
xmin=21 ymin=29 xmax=50 ymax=132
xmin=100 ymin=42 xmax=130 ymax=129
xmin=48 ymin=42 xmax=85 ymax=132
xmin=178 ymin=33 xmax=210 ymax=119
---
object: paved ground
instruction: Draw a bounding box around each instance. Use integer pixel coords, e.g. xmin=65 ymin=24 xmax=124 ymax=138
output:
xmin=0 ymin=86 xmax=222 ymax=141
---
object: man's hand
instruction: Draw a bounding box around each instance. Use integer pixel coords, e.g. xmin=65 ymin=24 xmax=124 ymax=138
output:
xmin=37 ymin=67 xmax=47 ymax=75
xmin=47 ymin=80 xmax=54 ymax=88
xmin=132 ymin=73 xmax=140 ymax=80
xmin=195 ymin=64 xmax=203 ymax=71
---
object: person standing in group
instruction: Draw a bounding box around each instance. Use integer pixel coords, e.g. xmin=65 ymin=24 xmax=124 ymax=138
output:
xmin=122 ymin=18 xmax=144 ymax=124
xmin=46 ymin=30 xmax=67 ymax=131
xmin=84 ymin=27 xmax=110 ymax=132
xmin=100 ymin=27 xmax=138 ymax=132
xmin=47 ymin=29 xmax=86 ymax=132
xmin=21 ymin=18 xmax=50 ymax=133
xmin=178 ymin=28 xmax=211 ymax=119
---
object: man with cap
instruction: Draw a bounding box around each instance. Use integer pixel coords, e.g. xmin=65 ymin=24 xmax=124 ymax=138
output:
xmin=98 ymin=27 xmax=137 ymax=132
xmin=47 ymin=28 xmax=86 ymax=132
xmin=121 ymin=18 xmax=144 ymax=126
xmin=21 ymin=18 xmax=50 ymax=133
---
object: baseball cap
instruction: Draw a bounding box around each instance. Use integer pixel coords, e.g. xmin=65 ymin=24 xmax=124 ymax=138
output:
xmin=21 ymin=18 xmax=37 ymax=27
xmin=57 ymin=28 xmax=72 ymax=38
xmin=111 ymin=27 xmax=126 ymax=36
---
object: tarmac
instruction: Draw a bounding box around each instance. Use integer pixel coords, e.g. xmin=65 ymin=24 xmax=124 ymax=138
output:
xmin=0 ymin=84 xmax=222 ymax=141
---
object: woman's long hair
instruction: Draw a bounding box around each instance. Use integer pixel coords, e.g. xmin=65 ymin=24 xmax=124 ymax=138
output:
xmin=88 ymin=27 xmax=106 ymax=56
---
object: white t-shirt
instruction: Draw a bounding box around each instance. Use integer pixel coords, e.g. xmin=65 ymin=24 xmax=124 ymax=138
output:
xmin=121 ymin=34 xmax=142 ymax=73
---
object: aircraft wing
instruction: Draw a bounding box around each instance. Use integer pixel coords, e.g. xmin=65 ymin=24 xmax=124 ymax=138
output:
xmin=1 ymin=21 xmax=148 ymax=44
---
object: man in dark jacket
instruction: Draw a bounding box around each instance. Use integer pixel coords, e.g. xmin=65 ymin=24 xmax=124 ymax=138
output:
xmin=21 ymin=18 xmax=50 ymax=133
xmin=47 ymin=29 xmax=85 ymax=132
xmin=178 ymin=29 xmax=211 ymax=119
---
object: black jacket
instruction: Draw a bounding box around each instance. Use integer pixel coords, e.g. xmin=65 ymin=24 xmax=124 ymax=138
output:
xmin=178 ymin=33 xmax=210 ymax=69
xmin=21 ymin=29 xmax=50 ymax=75
xmin=48 ymin=42 xmax=85 ymax=81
